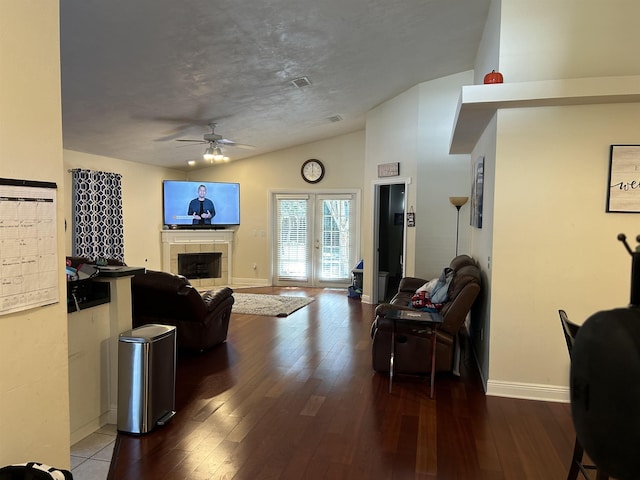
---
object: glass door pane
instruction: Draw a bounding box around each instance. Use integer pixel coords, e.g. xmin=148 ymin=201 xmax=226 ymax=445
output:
xmin=274 ymin=192 xmax=356 ymax=287
xmin=275 ymin=195 xmax=310 ymax=283
xmin=316 ymin=195 xmax=354 ymax=285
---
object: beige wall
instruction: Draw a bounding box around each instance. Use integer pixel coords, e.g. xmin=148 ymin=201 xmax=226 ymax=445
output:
xmin=0 ymin=0 xmax=70 ymax=467
xmin=469 ymin=116 xmax=496 ymax=386
xmin=65 ymin=133 xmax=364 ymax=285
xmin=489 ymin=104 xmax=640 ymax=393
xmin=63 ymin=150 xmax=185 ymax=270
xmin=469 ymin=0 xmax=640 ymax=399
xmin=189 ymin=131 xmax=365 ymax=283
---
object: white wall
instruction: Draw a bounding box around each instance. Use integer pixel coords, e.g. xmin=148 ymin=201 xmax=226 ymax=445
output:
xmin=67 ymin=303 xmax=110 ymax=444
xmin=363 ymin=72 xmax=476 ymax=304
xmin=364 ymin=87 xmax=420 ymax=300
xmin=63 ymin=150 xmax=185 ymax=270
xmin=417 ymin=71 xmax=474 ymax=278
xmin=0 ymin=1 xmax=71 ymax=467
xmin=500 ymin=0 xmax=640 ymax=82
xmin=473 ymin=0 xmax=501 ymax=85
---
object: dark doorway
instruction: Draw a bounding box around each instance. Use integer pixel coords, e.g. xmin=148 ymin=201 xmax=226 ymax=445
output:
xmin=378 ymin=184 xmax=405 ymax=302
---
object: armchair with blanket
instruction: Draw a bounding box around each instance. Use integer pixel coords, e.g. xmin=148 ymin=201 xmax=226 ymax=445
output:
xmin=130 ymin=270 xmax=234 ymax=351
xmin=370 ymin=254 xmax=481 ymax=376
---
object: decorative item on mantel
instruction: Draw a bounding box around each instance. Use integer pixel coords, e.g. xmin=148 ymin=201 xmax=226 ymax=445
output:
xmin=449 ymin=196 xmax=468 ymax=256
xmin=483 ymin=70 xmax=504 ymax=84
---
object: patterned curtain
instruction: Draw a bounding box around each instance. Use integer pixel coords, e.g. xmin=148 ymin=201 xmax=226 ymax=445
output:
xmin=71 ymin=169 xmax=124 ymax=262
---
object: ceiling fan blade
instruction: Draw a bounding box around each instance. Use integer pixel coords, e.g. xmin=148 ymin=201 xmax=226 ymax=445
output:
xmin=144 ymin=107 xmax=228 ymax=127
xmin=218 ymin=139 xmax=256 ymax=149
xmin=154 ymin=124 xmax=203 ymax=142
xmin=176 ymin=139 xmax=208 ymax=143
xmin=175 ymin=140 xmax=208 ymax=148
xmin=232 ymin=143 xmax=257 ymax=150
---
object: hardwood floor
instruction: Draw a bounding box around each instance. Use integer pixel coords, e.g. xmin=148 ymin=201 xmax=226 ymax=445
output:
xmin=108 ymin=287 xmax=580 ymax=479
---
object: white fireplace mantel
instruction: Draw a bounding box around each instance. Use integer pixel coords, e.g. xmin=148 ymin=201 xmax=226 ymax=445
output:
xmin=161 ymin=229 xmax=234 ymax=287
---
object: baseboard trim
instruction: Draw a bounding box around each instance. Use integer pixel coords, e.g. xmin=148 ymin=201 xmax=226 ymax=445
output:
xmin=105 ymin=407 xmax=117 ymax=427
xmin=231 ymin=277 xmax=271 ymax=287
xmin=486 ymin=380 xmax=570 ymax=403
xmin=71 ymin=418 xmax=103 ymax=446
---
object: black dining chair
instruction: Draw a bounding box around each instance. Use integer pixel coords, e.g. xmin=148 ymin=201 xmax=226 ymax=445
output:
xmin=558 ymin=309 xmax=609 ymax=480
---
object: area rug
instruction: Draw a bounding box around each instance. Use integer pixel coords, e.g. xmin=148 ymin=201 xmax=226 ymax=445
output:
xmin=231 ymin=293 xmax=314 ymax=317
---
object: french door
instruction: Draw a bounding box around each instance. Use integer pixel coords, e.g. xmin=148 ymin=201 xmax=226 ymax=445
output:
xmin=274 ymin=192 xmax=358 ymax=287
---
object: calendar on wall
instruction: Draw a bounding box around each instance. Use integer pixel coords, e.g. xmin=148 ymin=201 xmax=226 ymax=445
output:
xmin=0 ymin=178 xmax=59 ymax=315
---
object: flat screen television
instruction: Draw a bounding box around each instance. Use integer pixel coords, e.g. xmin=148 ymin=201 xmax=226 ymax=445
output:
xmin=163 ymin=180 xmax=240 ymax=228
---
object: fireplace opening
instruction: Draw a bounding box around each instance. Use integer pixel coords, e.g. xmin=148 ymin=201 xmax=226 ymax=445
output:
xmin=178 ymin=252 xmax=221 ymax=279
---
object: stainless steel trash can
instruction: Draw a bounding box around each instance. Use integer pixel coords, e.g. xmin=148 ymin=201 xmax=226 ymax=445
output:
xmin=117 ymin=324 xmax=176 ymax=434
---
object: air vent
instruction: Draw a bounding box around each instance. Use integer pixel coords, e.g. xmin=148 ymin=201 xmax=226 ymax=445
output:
xmin=290 ymin=76 xmax=312 ymax=88
xmin=328 ymin=115 xmax=343 ymax=123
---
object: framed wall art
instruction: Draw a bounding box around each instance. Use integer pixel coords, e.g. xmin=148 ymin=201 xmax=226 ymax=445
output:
xmin=607 ymin=144 xmax=640 ymax=213
xmin=377 ymin=162 xmax=400 ymax=178
xmin=471 ymin=156 xmax=484 ymax=228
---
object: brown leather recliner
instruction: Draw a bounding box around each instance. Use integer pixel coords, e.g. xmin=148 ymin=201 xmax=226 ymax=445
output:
xmin=371 ymin=254 xmax=481 ymax=376
xmin=131 ymin=270 xmax=234 ymax=351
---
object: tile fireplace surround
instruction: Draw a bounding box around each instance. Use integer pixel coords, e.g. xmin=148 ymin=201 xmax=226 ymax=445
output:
xmin=161 ymin=229 xmax=234 ymax=290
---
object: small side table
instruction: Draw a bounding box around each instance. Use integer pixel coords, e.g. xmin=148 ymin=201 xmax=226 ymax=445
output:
xmin=384 ymin=309 xmax=444 ymax=398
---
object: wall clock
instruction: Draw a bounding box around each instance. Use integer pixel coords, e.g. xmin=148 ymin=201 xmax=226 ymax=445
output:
xmin=301 ymin=159 xmax=325 ymax=183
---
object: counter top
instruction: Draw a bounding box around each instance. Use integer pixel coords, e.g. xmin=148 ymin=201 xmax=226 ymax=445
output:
xmin=96 ymin=266 xmax=145 ymax=278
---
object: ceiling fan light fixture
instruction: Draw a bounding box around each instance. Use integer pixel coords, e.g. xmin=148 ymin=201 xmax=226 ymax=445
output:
xmin=213 ymin=146 xmax=224 ymax=161
xmin=187 ymin=160 xmax=196 ymax=166
xmin=203 ymin=145 xmax=215 ymax=161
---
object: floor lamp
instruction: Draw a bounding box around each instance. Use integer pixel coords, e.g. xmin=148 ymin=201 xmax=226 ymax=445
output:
xmin=449 ymin=196 xmax=468 ymax=256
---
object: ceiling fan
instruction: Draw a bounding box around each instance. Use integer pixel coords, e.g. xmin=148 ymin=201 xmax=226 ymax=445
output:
xmin=176 ymin=122 xmax=254 ymax=162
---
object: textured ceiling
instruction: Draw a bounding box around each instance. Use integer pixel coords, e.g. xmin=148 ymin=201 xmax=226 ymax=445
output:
xmin=60 ymin=0 xmax=490 ymax=170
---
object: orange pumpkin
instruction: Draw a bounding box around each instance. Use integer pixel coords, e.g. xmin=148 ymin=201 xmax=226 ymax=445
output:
xmin=483 ymin=70 xmax=504 ymax=84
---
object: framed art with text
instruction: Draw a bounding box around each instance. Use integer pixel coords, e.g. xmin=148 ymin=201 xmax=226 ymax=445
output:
xmin=607 ymin=145 xmax=640 ymax=213
xmin=377 ymin=162 xmax=400 ymax=177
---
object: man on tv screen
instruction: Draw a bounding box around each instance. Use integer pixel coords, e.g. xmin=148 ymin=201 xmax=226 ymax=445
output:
xmin=187 ymin=184 xmax=216 ymax=224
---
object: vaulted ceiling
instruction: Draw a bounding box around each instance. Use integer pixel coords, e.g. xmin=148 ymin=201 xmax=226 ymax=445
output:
xmin=60 ymin=0 xmax=490 ymax=170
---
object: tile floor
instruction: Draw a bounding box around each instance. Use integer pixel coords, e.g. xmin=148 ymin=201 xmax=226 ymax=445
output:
xmin=70 ymin=425 xmax=116 ymax=480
